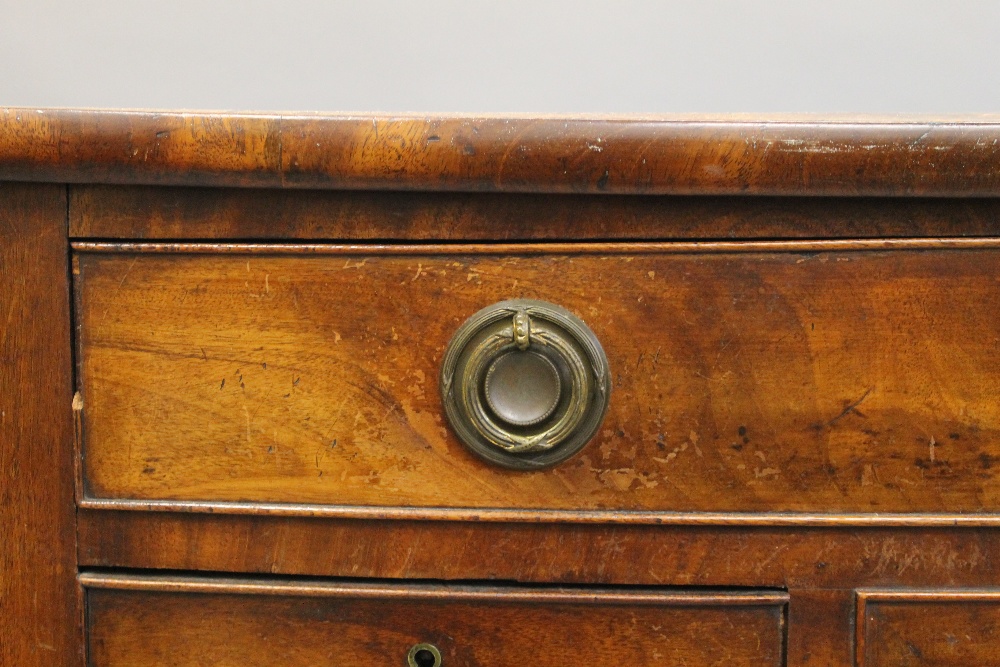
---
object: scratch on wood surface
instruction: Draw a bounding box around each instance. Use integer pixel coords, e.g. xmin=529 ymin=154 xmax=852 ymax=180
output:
xmin=0 ymin=285 xmax=19 ymax=350
xmin=550 ymin=467 xmax=578 ymax=494
xmin=100 ymin=255 xmax=139 ymax=322
xmin=827 ymin=387 xmax=874 ymax=426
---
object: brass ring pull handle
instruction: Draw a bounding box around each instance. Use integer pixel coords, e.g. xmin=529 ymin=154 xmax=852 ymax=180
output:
xmin=440 ymin=299 xmax=611 ymax=470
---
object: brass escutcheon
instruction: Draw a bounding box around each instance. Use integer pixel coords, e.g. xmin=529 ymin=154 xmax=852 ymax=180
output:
xmin=440 ymin=299 xmax=611 ymax=470
xmin=407 ymin=642 xmax=443 ymax=667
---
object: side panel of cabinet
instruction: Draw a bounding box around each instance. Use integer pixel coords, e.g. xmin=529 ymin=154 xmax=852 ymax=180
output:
xmin=0 ymin=183 xmax=81 ymax=665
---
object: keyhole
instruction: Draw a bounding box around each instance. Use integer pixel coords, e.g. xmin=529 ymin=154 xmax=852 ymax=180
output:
xmin=413 ymin=649 xmax=436 ymax=667
xmin=407 ymin=643 xmax=442 ymax=667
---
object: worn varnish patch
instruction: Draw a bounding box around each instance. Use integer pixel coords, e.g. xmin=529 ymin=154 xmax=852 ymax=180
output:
xmin=75 ymin=245 xmax=1000 ymax=515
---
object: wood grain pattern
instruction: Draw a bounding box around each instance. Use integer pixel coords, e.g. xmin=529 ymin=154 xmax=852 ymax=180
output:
xmin=0 ymin=109 xmax=280 ymax=188
xmin=9 ymin=110 xmax=1000 ymax=667
xmin=76 ymin=242 xmax=1000 ymax=517
xmin=0 ymin=184 xmax=80 ymax=665
xmin=83 ymin=574 xmax=787 ymax=667
xmin=78 ymin=512 xmax=1000 ymax=589
xmin=787 ymin=589 xmax=856 ymax=667
xmin=858 ymin=590 xmax=1000 ymax=666
xmin=4 ymin=109 xmax=1000 ymax=195
xmin=69 ymin=185 xmax=1000 ymax=241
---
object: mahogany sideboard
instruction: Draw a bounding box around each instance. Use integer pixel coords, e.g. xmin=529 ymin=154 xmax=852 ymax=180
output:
xmin=4 ymin=109 xmax=1000 ymax=666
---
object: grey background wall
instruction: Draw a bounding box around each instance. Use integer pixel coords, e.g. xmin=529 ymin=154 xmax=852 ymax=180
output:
xmin=2 ymin=0 xmax=998 ymax=113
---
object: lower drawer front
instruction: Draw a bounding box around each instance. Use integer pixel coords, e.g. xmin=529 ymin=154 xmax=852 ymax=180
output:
xmin=860 ymin=590 xmax=1000 ymax=666
xmin=84 ymin=576 xmax=787 ymax=666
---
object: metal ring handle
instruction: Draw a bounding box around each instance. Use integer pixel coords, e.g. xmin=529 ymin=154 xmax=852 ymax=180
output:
xmin=440 ymin=299 xmax=611 ymax=470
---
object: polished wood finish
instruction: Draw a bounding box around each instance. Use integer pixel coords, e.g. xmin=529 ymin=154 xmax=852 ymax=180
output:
xmin=82 ymin=573 xmax=787 ymax=667
xmin=787 ymin=589 xmax=856 ymax=667
xmin=858 ymin=589 xmax=1000 ymax=666
xmin=5 ymin=109 xmax=1000 ymax=195
xmin=9 ymin=111 xmax=1000 ymax=666
xmin=70 ymin=185 xmax=1000 ymax=241
xmin=77 ymin=241 xmax=1000 ymax=518
xmin=83 ymin=510 xmax=1000 ymax=667
xmin=0 ymin=183 xmax=80 ymax=665
xmin=78 ymin=512 xmax=1000 ymax=589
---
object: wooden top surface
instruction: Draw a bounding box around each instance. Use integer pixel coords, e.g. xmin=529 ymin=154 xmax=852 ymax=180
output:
xmin=2 ymin=108 xmax=1000 ymax=196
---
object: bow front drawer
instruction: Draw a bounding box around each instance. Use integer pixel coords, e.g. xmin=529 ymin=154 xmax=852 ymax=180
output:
xmin=82 ymin=574 xmax=787 ymax=667
xmin=858 ymin=590 xmax=1000 ymax=666
xmin=73 ymin=240 xmax=1000 ymax=521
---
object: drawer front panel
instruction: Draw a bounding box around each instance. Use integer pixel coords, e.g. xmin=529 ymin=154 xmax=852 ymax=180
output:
xmin=76 ymin=242 xmax=1000 ymax=516
xmin=84 ymin=576 xmax=787 ymax=667
xmin=858 ymin=590 xmax=1000 ymax=666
